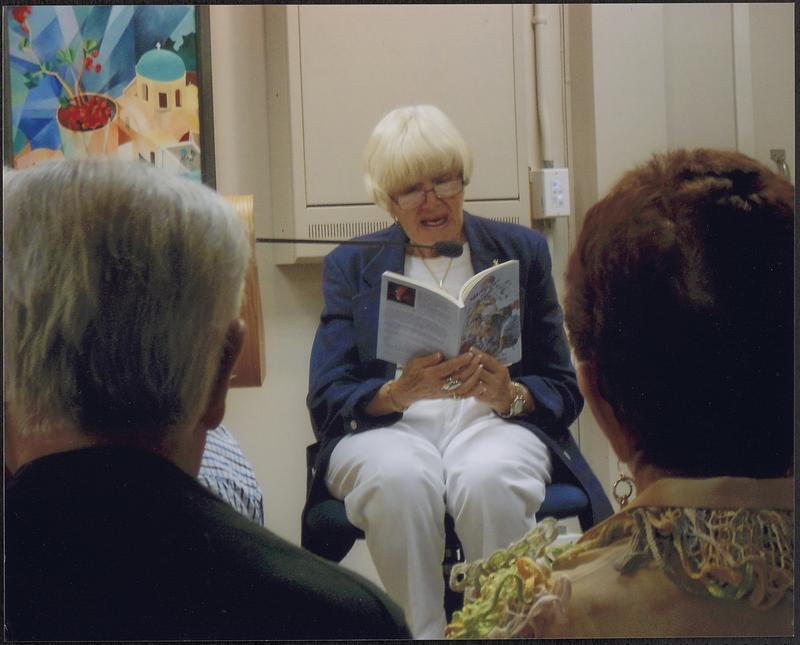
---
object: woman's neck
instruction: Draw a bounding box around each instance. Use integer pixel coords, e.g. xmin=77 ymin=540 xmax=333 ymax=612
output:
xmin=633 ymin=463 xmax=667 ymax=492
xmin=630 ymin=453 xmax=675 ymax=493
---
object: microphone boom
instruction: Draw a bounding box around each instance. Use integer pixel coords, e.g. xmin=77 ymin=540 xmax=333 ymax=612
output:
xmin=256 ymin=237 xmax=463 ymax=258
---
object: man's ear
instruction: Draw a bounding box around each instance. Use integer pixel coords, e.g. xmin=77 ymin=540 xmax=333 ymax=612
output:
xmin=199 ymin=318 xmax=246 ymax=430
xmin=576 ymin=361 xmax=636 ymax=463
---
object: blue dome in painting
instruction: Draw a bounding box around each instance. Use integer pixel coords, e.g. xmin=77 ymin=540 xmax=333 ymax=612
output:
xmin=135 ymin=46 xmax=185 ymax=82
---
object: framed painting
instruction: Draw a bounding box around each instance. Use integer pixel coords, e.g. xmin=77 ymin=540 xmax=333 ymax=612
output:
xmin=3 ymin=4 xmax=216 ymax=187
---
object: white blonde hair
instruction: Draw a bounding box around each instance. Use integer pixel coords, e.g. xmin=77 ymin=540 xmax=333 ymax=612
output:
xmin=3 ymin=159 xmax=250 ymax=441
xmin=364 ymin=105 xmax=473 ymax=212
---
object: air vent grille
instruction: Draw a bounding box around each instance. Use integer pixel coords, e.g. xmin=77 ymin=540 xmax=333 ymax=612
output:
xmin=307 ymin=220 xmax=390 ymax=240
xmin=307 ymin=215 xmax=519 ymax=240
xmin=492 ymin=215 xmax=520 ymax=225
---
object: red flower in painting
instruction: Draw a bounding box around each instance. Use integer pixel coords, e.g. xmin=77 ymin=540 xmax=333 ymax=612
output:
xmin=11 ymin=6 xmax=32 ymax=25
xmin=12 ymin=6 xmax=111 ymax=131
xmin=11 ymin=5 xmax=108 ymax=120
xmin=11 ymin=6 xmax=31 ymax=33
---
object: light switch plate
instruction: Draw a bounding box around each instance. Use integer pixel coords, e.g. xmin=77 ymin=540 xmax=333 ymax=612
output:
xmin=531 ymin=168 xmax=571 ymax=217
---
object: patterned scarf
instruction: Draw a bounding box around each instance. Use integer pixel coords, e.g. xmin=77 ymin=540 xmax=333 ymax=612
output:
xmin=445 ymin=506 xmax=793 ymax=639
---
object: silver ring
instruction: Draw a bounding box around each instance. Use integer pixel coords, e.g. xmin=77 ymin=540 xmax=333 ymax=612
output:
xmin=441 ymin=376 xmax=462 ymax=392
xmin=452 ymin=392 xmax=461 ymax=400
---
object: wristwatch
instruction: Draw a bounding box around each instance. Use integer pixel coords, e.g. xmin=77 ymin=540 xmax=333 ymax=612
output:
xmin=500 ymin=381 xmax=526 ymax=418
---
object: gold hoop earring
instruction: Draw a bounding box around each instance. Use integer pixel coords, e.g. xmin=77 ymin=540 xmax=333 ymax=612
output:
xmin=612 ymin=462 xmax=635 ymax=508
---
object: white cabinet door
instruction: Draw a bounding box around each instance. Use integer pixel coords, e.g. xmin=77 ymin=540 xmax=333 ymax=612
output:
xmin=733 ymin=3 xmax=795 ymax=180
xmin=266 ymin=5 xmax=532 ymax=263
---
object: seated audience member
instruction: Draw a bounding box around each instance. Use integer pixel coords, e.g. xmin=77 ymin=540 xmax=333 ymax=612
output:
xmin=4 ymin=159 xmax=410 ymax=641
xmin=446 ymin=148 xmax=794 ymax=639
xmin=199 ymin=425 xmax=265 ymax=525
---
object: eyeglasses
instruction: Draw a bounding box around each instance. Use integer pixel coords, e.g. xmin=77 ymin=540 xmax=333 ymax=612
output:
xmin=392 ymin=176 xmax=464 ymax=211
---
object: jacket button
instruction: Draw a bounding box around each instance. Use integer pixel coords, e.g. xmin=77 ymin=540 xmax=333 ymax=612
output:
xmin=350 ymin=419 xmax=358 ymax=431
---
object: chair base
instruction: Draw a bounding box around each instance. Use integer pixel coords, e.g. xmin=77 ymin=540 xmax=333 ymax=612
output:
xmin=442 ymin=513 xmax=464 ymax=621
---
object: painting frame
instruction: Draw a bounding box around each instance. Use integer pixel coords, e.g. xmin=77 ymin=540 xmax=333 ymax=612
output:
xmin=2 ymin=4 xmax=216 ymax=188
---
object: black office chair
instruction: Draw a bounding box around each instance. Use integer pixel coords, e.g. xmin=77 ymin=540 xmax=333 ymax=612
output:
xmin=302 ymin=443 xmax=592 ymax=619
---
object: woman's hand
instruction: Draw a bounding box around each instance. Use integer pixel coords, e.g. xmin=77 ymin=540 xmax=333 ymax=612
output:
xmin=454 ymin=347 xmax=533 ymax=416
xmin=366 ymin=348 xmax=532 ymax=417
xmin=365 ymin=351 xmax=478 ymax=416
xmin=391 ymin=351 xmax=478 ymax=407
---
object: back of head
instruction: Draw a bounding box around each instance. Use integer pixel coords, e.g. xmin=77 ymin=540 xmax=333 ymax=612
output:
xmin=564 ymin=149 xmax=794 ymax=478
xmin=363 ymin=104 xmax=473 ymax=211
xmin=4 ymin=159 xmax=250 ymax=444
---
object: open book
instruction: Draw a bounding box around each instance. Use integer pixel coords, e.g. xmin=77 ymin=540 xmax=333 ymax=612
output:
xmin=376 ymin=260 xmax=521 ymax=366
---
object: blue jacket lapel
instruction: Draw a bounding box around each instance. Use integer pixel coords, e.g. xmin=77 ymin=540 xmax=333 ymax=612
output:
xmin=359 ymin=223 xmax=408 ymax=289
xmin=464 ymin=212 xmax=505 ymax=272
xmin=354 ymin=224 xmax=406 ymax=372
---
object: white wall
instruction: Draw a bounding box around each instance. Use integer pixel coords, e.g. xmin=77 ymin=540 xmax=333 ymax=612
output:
xmin=663 ymin=4 xmax=737 ymax=150
xmin=567 ymin=2 xmax=794 ymax=499
xmin=209 ymin=6 xmax=383 ymax=584
xmin=748 ymin=3 xmax=795 ymax=172
xmin=568 ymin=3 xmax=674 ymax=501
xmin=209 ymin=5 xmax=321 ymax=542
xmin=591 ymin=4 xmax=669 ymax=194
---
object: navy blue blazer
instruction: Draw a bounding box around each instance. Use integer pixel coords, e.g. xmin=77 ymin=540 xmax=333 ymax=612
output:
xmin=305 ymin=213 xmax=612 ymax=528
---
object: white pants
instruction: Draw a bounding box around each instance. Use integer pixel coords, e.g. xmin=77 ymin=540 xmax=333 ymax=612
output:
xmin=325 ymin=397 xmax=551 ymax=639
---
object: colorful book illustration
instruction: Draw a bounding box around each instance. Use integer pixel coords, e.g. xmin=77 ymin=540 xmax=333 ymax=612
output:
xmin=376 ymin=260 xmax=521 ymax=366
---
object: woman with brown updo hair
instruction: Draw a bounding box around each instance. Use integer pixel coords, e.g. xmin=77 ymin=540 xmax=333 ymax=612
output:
xmin=446 ymin=148 xmax=793 ymax=639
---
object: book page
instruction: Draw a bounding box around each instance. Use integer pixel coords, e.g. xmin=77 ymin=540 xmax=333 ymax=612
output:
xmin=458 ymin=261 xmax=521 ymax=365
xmin=376 ymin=273 xmax=462 ymax=365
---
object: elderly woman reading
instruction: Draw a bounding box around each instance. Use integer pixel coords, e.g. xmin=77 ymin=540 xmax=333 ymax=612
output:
xmin=305 ymin=105 xmax=611 ymax=638
xmin=446 ymin=148 xmax=794 ymax=639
